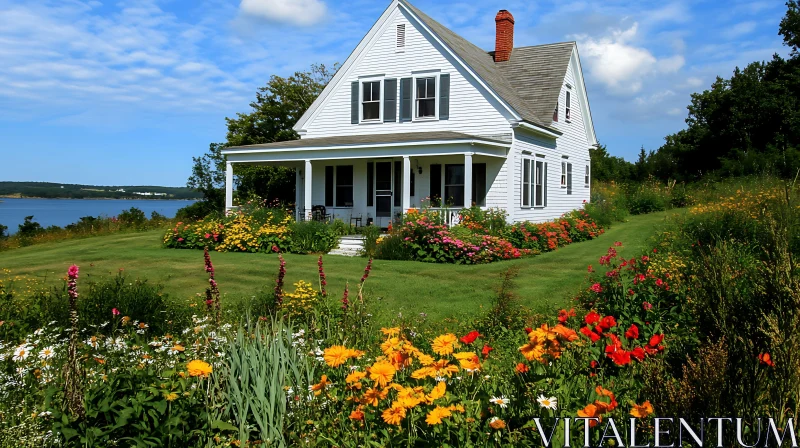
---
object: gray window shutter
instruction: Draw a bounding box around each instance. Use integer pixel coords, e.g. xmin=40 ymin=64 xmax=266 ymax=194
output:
xmin=384 ymin=78 xmax=397 ymax=122
xmin=400 ymin=77 xmax=412 ymax=121
xmin=439 ymin=74 xmax=450 ymax=120
xmin=351 ymin=81 xmax=359 ymax=124
xmin=567 ymin=163 xmax=573 ymax=195
xmin=543 ymin=162 xmax=548 ymax=207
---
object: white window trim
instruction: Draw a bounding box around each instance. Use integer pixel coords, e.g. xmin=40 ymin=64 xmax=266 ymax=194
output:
xmin=521 ymin=157 xmax=532 ymax=208
xmin=565 ymin=89 xmax=572 ymax=122
xmin=521 ymin=155 xmax=547 ymax=208
xmin=412 ymin=73 xmax=439 ymax=121
xmin=533 ymin=158 xmax=545 ymax=208
xmin=585 ymin=164 xmax=590 ymax=188
xmin=561 ymin=161 xmax=567 ymax=188
xmin=359 ymin=77 xmax=383 ymax=124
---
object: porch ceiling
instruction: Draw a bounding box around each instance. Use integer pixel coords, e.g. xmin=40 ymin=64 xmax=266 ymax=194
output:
xmin=223 ymin=131 xmax=511 ymax=163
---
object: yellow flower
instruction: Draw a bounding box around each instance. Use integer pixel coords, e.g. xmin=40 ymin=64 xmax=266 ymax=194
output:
xmin=323 ymin=345 xmax=352 ymax=368
xmin=431 ymin=333 xmax=459 ymax=356
xmin=345 ymin=370 xmax=367 ymax=384
xmin=489 ymin=417 xmax=506 ymax=430
xmin=310 ymin=375 xmax=331 ymax=396
xmin=187 ymin=360 xmax=213 ymax=377
xmin=425 ymin=406 xmax=452 ymax=425
xmin=630 ymin=401 xmax=654 ymax=418
xmin=382 ymin=404 xmax=407 ymax=426
xmin=362 ymin=387 xmax=388 ymax=406
xmin=381 ymin=327 xmax=401 ymax=336
xmin=164 ymin=392 xmax=178 ymax=401
xmin=369 ymin=361 xmax=396 ymax=388
xmin=426 ymin=381 xmax=446 ymax=402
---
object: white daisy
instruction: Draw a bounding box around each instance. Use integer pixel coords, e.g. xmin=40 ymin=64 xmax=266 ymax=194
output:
xmin=489 ymin=396 xmax=511 ymax=408
xmin=537 ymin=395 xmax=557 ymax=410
xmin=13 ymin=345 xmax=31 ymax=362
xmin=38 ymin=346 xmax=56 ymax=360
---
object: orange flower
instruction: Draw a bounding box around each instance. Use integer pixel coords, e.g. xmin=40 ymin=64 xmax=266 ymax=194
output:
xmin=425 ymin=406 xmax=452 ymax=425
xmin=349 ymin=408 xmax=365 ymax=421
xmin=310 ymin=375 xmax=331 ymax=396
xmin=369 ymin=361 xmax=396 ymax=388
xmin=186 ymin=360 xmax=213 ymax=377
xmin=426 ymin=381 xmax=446 ymax=402
xmin=577 ymin=404 xmax=602 ymax=426
xmin=431 ymin=333 xmax=459 ymax=356
xmin=758 ymin=352 xmax=775 ymax=367
xmin=489 ymin=417 xmax=507 ymax=430
xmin=382 ymin=404 xmax=406 ymax=426
xmin=515 ymin=362 xmax=529 ymax=374
xmin=362 ymin=387 xmax=388 ymax=406
xmin=630 ymin=401 xmax=654 ymax=418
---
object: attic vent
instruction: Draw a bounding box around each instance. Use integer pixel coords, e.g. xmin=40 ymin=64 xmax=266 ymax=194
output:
xmin=396 ymin=24 xmax=405 ymax=49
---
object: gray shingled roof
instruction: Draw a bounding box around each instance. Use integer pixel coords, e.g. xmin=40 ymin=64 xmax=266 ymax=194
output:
xmin=224 ymin=131 xmax=510 ymax=151
xmin=494 ymin=43 xmax=575 ymax=126
xmin=400 ymin=0 xmax=572 ymax=132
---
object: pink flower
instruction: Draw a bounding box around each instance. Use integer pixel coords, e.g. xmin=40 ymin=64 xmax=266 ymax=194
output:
xmin=590 ymin=283 xmax=602 ymax=293
xmin=205 ymin=233 xmax=211 ymax=239
xmin=67 ymin=265 xmax=79 ymax=279
xmin=112 ymin=308 xmax=120 ymax=316
xmin=643 ymin=301 xmax=653 ymax=311
xmin=178 ymin=237 xmax=184 ymax=242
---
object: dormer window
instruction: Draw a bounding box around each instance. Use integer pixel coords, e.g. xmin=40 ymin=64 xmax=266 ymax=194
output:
xmin=362 ymin=80 xmax=381 ymax=121
xmin=415 ymin=77 xmax=436 ymax=118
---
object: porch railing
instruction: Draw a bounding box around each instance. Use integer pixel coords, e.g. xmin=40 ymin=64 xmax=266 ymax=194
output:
xmin=426 ymin=208 xmax=462 ymax=227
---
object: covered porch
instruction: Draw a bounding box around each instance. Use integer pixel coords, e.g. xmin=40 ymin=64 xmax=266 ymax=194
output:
xmin=222 ymin=132 xmax=511 ymax=228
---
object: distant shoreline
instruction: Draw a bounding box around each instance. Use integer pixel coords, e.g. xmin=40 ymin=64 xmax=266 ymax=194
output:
xmin=0 ymin=195 xmax=200 ymax=201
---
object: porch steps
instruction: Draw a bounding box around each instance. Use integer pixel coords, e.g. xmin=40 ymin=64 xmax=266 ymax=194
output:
xmin=328 ymin=235 xmax=365 ymax=257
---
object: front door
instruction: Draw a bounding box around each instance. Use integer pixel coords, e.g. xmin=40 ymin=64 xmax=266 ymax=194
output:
xmin=375 ymin=161 xmax=393 ymax=218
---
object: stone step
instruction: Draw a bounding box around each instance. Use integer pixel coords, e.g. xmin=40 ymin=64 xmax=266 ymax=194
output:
xmin=329 ymin=235 xmax=366 ymax=257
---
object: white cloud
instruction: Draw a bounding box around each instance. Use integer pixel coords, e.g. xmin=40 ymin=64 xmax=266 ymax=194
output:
xmin=722 ymin=21 xmax=757 ymax=39
xmin=572 ymin=23 xmax=684 ymax=94
xmin=685 ymin=77 xmax=704 ymax=88
xmin=239 ymin=0 xmax=327 ymax=26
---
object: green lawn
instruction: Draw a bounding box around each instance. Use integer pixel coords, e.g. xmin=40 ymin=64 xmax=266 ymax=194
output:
xmin=1 ymin=211 xmax=675 ymax=321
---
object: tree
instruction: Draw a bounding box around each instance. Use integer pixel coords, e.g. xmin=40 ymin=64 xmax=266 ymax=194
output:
xmin=589 ymin=143 xmax=634 ymax=182
xmin=0 ymin=223 xmax=7 ymax=239
xmin=188 ymin=64 xmax=337 ymax=212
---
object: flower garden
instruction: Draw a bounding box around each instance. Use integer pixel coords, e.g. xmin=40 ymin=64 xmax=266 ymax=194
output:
xmin=1 ymin=178 xmax=798 ymax=446
xmin=163 ymin=202 xmax=605 ymax=265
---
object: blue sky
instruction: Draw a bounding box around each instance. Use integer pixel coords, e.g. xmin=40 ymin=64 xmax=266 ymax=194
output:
xmin=0 ymin=0 xmax=789 ymax=186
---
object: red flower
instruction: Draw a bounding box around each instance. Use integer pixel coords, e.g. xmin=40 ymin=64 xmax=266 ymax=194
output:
xmin=587 ymin=265 xmax=595 ymax=273
xmin=609 ymin=350 xmax=632 ymax=366
xmin=524 ymin=327 xmax=532 ymax=334
xmin=584 ymin=311 xmax=601 ymax=325
xmin=655 ymin=278 xmax=664 ymax=287
xmin=597 ymin=315 xmax=617 ymax=331
xmin=614 ymin=241 xmax=622 ymax=247
xmin=590 ymin=283 xmax=602 ymax=293
xmin=642 ymin=301 xmax=653 ymax=311
xmin=580 ymin=326 xmax=601 ymax=343
xmin=625 ymin=324 xmax=639 ymax=340
xmin=557 ymin=308 xmax=576 ymax=323
xmin=648 ymin=334 xmax=664 ymax=347
xmin=758 ymin=353 xmax=775 ymax=367
xmin=628 ymin=289 xmax=635 ymax=296
xmin=482 ymin=344 xmax=494 ymax=359
xmin=653 ymin=248 xmax=658 ymax=253
xmin=631 ymin=347 xmax=646 ymax=361
xmin=460 ymin=331 xmax=482 ymax=345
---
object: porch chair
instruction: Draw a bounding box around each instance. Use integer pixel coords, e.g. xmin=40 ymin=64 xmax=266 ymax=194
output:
xmin=311 ymin=205 xmax=331 ymax=222
xmin=349 ymin=214 xmax=363 ymax=229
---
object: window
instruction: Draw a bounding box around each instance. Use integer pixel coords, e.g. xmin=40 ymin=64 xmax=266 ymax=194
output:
xmin=362 ymin=81 xmax=380 ymax=121
xmin=566 ymin=163 xmax=573 ymax=195
xmin=472 ymin=163 xmax=487 ymax=207
xmin=522 ymin=159 xmax=531 ymax=207
xmin=584 ymin=165 xmax=590 ymax=187
xmin=561 ymin=161 xmax=567 ymax=187
xmin=444 ymin=164 xmax=465 ymax=207
xmin=394 ymin=161 xmax=401 ymax=207
xmin=522 ymin=158 xmax=546 ymax=208
xmin=429 ymin=164 xmax=442 ymax=206
xmin=566 ymin=91 xmax=571 ymax=120
xmin=335 ymin=165 xmax=354 ymax=207
xmin=416 ymin=77 xmax=436 ymax=118
xmin=534 ymin=160 xmax=544 ymax=207
xmin=396 ymin=24 xmax=405 ymax=50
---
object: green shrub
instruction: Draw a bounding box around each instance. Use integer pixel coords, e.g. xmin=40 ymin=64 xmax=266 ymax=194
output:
xmin=458 ymin=206 xmax=508 ymax=236
xmin=117 ymin=207 xmax=148 ymax=228
xmin=360 ymin=224 xmax=381 ymax=257
xmin=17 ymin=216 xmax=44 ymax=239
xmin=0 ymin=223 xmax=7 ymax=239
xmin=175 ymin=201 xmax=218 ymax=222
xmin=373 ymin=233 xmax=412 ymax=260
xmin=288 ymin=220 xmax=339 ymax=254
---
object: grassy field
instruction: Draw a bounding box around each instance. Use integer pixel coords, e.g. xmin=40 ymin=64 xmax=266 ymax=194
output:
xmin=1 ymin=211 xmax=675 ymax=322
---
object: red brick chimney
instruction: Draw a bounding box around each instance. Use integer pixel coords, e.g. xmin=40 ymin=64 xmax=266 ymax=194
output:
xmin=494 ymin=10 xmax=515 ymax=62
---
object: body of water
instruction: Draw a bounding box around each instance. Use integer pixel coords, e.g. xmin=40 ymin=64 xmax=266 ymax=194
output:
xmin=0 ymin=198 xmax=196 ymax=234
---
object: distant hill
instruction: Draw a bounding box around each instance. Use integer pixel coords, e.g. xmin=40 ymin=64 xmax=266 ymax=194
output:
xmin=0 ymin=182 xmax=201 ymax=200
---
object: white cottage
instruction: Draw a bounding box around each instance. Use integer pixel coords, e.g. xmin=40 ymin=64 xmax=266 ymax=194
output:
xmin=222 ymin=0 xmax=597 ymax=227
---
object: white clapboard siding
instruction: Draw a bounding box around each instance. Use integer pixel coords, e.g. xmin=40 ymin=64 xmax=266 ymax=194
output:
xmin=303 ymin=8 xmax=513 ymax=138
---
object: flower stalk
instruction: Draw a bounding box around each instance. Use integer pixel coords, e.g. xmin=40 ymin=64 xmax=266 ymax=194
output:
xmin=64 ymin=264 xmax=85 ymax=419
xmin=204 ymin=247 xmax=222 ymax=325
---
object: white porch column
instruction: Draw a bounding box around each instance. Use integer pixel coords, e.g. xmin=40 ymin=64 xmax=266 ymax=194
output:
xmin=304 ymin=159 xmax=313 ymax=220
xmin=402 ymin=156 xmax=411 ymax=212
xmin=225 ymin=161 xmax=233 ymax=211
xmin=464 ymin=153 xmax=473 ymax=208
xmin=295 ymin=167 xmax=302 ymax=221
